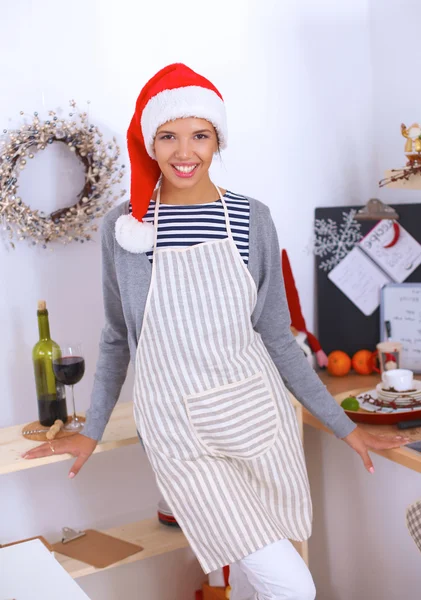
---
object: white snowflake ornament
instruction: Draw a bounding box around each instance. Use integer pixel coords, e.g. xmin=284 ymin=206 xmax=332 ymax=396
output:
xmin=312 ymin=209 xmax=363 ymax=272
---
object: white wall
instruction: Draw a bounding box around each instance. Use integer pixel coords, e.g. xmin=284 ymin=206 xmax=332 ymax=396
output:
xmin=0 ymin=1 xmax=405 ymax=599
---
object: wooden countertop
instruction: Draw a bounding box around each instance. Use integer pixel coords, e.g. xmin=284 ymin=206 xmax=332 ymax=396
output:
xmin=2 ymin=372 xmax=421 ymax=476
xmin=305 ymin=371 xmax=421 ymax=474
xmin=0 ymin=401 xmax=137 ymax=476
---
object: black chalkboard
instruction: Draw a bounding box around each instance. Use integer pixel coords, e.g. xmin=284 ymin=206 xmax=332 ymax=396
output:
xmin=315 ymin=203 xmax=421 ymax=356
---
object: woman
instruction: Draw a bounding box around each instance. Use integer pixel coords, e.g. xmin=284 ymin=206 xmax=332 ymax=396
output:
xmin=23 ymin=63 xmax=409 ymax=599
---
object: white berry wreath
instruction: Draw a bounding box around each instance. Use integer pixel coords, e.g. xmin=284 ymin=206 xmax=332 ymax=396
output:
xmin=0 ymin=101 xmax=126 ymax=249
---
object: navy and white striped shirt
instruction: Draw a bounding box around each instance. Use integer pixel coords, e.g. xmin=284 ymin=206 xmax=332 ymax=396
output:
xmin=138 ymin=191 xmax=250 ymax=265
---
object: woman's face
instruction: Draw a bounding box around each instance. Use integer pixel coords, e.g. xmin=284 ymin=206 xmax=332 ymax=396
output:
xmin=153 ymin=117 xmax=218 ymax=189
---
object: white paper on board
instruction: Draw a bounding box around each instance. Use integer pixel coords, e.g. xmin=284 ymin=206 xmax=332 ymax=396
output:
xmin=359 ymin=220 xmax=421 ymax=283
xmin=328 ymin=247 xmax=392 ymax=316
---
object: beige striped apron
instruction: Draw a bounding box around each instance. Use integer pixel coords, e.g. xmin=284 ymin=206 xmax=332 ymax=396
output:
xmin=133 ymin=185 xmax=312 ymax=574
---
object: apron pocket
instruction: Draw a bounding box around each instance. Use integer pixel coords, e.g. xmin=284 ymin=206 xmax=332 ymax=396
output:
xmin=183 ymin=371 xmax=280 ymax=459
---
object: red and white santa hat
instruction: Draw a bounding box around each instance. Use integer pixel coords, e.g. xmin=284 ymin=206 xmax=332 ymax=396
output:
xmin=115 ymin=63 xmax=228 ymax=253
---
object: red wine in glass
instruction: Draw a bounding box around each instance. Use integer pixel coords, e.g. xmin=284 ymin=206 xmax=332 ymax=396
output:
xmin=52 ymin=343 xmax=85 ymax=432
xmin=53 ymin=357 xmax=85 ymax=385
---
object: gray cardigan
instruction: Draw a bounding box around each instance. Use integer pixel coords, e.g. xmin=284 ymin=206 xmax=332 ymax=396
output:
xmin=83 ymin=196 xmax=356 ymax=441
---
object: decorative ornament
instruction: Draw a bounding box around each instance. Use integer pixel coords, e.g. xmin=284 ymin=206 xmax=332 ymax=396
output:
xmin=379 ymin=123 xmax=421 ymax=187
xmin=400 ymin=122 xmax=421 ymax=165
xmin=282 ymin=249 xmax=328 ymax=367
xmin=312 ymin=210 xmax=363 ymax=272
xmin=0 ymin=101 xmax=127 ymax=249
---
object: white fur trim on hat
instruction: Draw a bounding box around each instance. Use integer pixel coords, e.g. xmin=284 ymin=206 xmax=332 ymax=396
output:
xmin=141 ymin=86 xmax=227 ymax=159
xmin=115 ymin=214 xmax=155 ymax=253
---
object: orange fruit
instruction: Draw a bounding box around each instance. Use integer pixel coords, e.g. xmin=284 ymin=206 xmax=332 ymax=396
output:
xmin=351 ymin=349 xmax=374 ymax=375
xmin=327 ymin=350 xmax=352 ymax=376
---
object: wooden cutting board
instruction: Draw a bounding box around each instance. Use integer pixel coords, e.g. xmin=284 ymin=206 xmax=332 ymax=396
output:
xmin=22 ymin=416 xmax=86 ymax=441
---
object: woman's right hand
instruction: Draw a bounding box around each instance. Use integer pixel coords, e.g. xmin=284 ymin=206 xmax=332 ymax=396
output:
xmin=21 ymin=433 xmax=98 ymax=478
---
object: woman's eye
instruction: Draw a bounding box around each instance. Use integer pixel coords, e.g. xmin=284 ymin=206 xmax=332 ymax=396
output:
xmin=195 ymin=134 xmax=209 ymax=140
xmin=159 ymin=134 xmax=175 ymax=140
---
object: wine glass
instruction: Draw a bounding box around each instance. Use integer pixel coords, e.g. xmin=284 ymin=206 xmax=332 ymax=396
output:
xmin=52 ymin=343 xmax=85 ymax=432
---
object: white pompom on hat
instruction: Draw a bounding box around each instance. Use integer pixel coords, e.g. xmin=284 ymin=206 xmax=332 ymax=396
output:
xmin=115 ymin=63 xmax=228 ymax=253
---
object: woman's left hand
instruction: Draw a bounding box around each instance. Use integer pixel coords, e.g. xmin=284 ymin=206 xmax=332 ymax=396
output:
xmin=342 ymin=426 xmax=411 ymax=473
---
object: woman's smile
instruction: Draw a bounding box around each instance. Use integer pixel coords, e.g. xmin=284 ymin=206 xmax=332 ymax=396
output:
xmin=171 ymin=163 xmax=199 ymax=178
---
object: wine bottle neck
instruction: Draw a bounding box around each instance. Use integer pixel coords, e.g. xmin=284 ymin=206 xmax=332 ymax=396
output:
xmin=37 ymin=310 xmax=51 ymax=340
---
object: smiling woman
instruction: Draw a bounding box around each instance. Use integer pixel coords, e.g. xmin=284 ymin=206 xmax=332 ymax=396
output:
xmin=23 ymin=62 xmax=407 ymax=600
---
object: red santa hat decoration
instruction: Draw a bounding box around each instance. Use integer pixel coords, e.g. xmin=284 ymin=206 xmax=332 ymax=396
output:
xmin=115 ymin=63 xmax=228 ymax=253
xmin=282 ymin=249 xmax=329 ymax=368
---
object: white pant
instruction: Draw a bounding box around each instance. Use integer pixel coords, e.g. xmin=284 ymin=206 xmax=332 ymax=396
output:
xmin=229 ymin=538 xmax=316 ymax=600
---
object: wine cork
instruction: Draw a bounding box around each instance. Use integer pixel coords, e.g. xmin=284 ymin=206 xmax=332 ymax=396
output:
xmin=46 ymin=419 xmax=64 ymax=440
xmin=37 ymin=300 xmax=47 ymax=311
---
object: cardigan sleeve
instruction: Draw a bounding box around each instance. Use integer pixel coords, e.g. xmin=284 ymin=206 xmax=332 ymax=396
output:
xmin=253 ymin=211 xmax=357 ymax=439
xmin=82 ymin=214 xmax=131 ymax=441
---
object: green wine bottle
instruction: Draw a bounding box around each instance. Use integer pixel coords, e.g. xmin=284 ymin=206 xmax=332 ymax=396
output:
xmin=32 ymin=300 xmax=68 ymax=426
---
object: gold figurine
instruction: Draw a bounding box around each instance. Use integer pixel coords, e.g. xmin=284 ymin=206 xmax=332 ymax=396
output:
xmin=401 ymin=122 xmax=421 ymax=164
xmin=401 ymin=123 xmax=413 ymax=153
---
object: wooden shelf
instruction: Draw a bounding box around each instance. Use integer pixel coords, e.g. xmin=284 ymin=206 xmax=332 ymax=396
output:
xmin=54 ymin=517 xmax=189 ymax=579
xmin=3 ymin=375 xmax=421 ymax=476
xmin=0 ymin=401 xmax=138 ymax=475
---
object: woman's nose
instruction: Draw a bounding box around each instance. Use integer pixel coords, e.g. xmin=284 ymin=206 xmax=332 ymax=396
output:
xmin=174 ymin=139 xmax=191 ymax=159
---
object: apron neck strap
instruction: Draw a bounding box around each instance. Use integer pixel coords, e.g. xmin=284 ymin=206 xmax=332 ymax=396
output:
xmin=152 ymin=184 xmax=233 ymax=253
xmin=213 ymin=183 xmax=233 ymax=240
